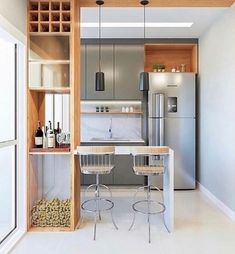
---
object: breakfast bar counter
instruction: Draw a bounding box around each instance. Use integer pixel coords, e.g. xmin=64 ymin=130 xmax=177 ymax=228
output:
xmin=75 ymin=145 xmax=174 ymax=232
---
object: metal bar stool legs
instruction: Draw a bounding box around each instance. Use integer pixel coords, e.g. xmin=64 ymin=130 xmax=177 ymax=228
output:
xmin=129 ymin=176 xmax=166 ymax=243
xmin=78 ymin=146 xmax=118 ymax=240
xmin=81 ymin=174 xmax=118 ymax=240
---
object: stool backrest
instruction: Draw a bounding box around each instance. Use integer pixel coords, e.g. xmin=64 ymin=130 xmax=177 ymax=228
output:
xmin=130 ymin=146 xmax=168 ymax=171
xmin=77 ymin=146 xmax=115 ymax=173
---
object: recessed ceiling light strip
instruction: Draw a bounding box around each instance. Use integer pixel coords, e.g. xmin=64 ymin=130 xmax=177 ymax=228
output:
xmin=81 ymin=22 xmax=193 ymax=28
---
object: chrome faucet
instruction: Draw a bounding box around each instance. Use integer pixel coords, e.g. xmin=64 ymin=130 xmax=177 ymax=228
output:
xmin=108 ymin=117 xmax=113 ymax=139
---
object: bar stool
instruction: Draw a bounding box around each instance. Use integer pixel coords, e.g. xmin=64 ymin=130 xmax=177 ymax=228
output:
xmin=129 ymin=147 xmax=166 ymax=243
xmin=77 ymin=146 xmax=118 ymax=240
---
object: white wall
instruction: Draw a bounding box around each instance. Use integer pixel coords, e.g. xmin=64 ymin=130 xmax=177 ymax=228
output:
xmin=0 ymin=1 xmax=27 ymax=252
xmin=0 ymin=0 xmax=27 ymax=35
xmin=199 ymin=5 xmax=235 ymax=212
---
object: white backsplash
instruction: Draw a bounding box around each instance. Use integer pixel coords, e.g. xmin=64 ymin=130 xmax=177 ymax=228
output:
xmin=81 ymin=114 xmax=142 ymax=141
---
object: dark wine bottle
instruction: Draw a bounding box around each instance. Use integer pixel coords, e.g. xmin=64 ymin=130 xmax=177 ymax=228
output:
xmin=35 ymin=121 xmax=43 ymax=148
xmin=54 ymin=122 xmax=61 ymax=148
xmin=56 ymin=122 xmax=61 ymax=134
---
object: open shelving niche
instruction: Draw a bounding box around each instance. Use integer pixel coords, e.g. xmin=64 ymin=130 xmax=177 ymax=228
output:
xmin=27 ymin=0 xmax=80 ymax=232
xmin=80 ymin=100 xmax=143 ymax=115
xmin=144 ymin=43 xmax=198 ymax=73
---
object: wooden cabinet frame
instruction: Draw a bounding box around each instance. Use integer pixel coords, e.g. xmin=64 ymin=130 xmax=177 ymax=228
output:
xmin=27 ymin=0 xmax=80 ymax=232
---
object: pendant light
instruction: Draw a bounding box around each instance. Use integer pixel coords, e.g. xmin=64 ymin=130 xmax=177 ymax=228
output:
xmin=95 ymin=0 xmax=105 ymax=91
xmin=139 ymin=0 xmax=149 ymax=91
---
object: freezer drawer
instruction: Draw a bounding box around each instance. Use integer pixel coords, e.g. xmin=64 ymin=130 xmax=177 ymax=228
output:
xmin=150 ymin=118 xmax=195 ymax=189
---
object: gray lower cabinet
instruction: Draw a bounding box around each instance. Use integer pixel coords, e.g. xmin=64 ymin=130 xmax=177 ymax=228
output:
xmin=113 ymin=155 xmax=144 ymax=185
xmin=83 ymin=172 xmax=114 ymax=186
xmin=114 ymin=44 xmax=144 ymax=100
xmin=86 ymin=44 xmax=114 ymax=99
xmin=80 ymin=44 xmax=86 ymax=99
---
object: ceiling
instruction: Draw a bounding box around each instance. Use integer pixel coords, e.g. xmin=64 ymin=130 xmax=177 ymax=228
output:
xmin=80 ymin=7 xmax=228 ymax=38
xmin=80 ymin=0 xmax=234 ymax=7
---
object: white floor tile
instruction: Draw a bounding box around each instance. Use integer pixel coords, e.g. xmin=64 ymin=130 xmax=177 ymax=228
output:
xmin=11 ymin=189 xmax=235 ymax=254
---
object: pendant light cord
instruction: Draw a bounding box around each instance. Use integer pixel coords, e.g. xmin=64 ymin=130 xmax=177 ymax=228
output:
xmin=144 ymin=3 xmax=146 ymax=44
xmin=98 ymin=3 xmax=101 ymax=72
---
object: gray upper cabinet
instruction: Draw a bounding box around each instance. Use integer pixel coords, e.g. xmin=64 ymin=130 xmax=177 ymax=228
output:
xmin=114 ymin=45 xmax=144 ymax=100
xmin=80 ymin=44 xmax=86 ymax=100
xmin=86 ymin=44 xmax=114 ymax=100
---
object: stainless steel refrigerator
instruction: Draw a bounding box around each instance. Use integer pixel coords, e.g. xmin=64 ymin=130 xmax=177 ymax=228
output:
xmin=148 ymin=73 xmax=196 ymax=189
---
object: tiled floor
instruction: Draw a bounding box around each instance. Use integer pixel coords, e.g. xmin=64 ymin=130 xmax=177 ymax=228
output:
xmin=11 ymin=189 xmax=235 ymax=254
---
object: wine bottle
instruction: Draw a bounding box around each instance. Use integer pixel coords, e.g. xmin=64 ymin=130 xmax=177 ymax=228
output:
xmin=47 ymin=121 xmax=55 ymax=148
xmin=35 ymin=121 xmax=43 ymax=148
xmin=56 ymin=122 xmax=61 ymax=134
xmin=54 ymin=122 xmax=62 ymax=148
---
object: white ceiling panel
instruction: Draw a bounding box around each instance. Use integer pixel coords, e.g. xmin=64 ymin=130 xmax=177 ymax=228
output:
xmin=81 ymin=7 xmax=228 ymax=38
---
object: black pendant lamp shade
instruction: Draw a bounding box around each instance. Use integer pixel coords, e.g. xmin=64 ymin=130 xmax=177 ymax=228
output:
xmin=96 ymin=72 xmax=105 ymax=91
xmin=139 ymin=72 xmax=149 ymax=91
xmin=95 ymin=0 xmax=105 ymax=91
xmin=139 ymin=0 xmax=149 ymax=91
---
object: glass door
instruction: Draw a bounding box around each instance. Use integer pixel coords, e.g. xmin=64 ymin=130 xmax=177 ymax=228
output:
xmin=0 ymin=36 xmax=17 ymax=244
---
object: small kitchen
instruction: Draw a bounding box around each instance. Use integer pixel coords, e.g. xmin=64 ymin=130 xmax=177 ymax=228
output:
xmin=26 ymin=2 xmax=199 ymax=234
xmin=2 ymin=0 xmax=235 ymax=252
xmin=79 ymin=40 xmax=197 ymax=187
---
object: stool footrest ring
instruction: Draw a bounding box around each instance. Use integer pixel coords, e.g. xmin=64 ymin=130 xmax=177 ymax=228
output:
xmin=132 ymin=200 xmax=166 ymax=215
xmin=81 ymin=198 xmax=114 ymax=213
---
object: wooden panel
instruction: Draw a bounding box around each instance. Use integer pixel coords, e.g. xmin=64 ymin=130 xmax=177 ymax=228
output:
xmin=80 ymin=0 xmax=234 ymax=7
xmin=29 ymin=226 xmax=72 ymax=232
xmin=70 ymin=0 xmax=81 ymax=230
xmin=144 ymin=43 xmax=198 ymax=73
xmin=29 ymin=87 xmax=70 ymax=94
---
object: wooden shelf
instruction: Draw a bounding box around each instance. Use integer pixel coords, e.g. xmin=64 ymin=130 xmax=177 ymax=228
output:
xmin=29 ymin=87 xmax=70 ymax=94
xmin=29 ymin=32 xmax=70 ymax=36
xmin=144 ymin=43 xmax=198 ymax=73
xmin=29 ymin=59 xmax=70 ymax=64
xmin=29 ymin=147 xmax=71 ymax=155
xmin=29 ymin=226 xmax=72 ymax=232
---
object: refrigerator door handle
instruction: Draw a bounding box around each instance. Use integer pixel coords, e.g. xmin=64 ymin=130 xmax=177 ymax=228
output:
xmin=159 ymin=118 xmax=164 ymax=146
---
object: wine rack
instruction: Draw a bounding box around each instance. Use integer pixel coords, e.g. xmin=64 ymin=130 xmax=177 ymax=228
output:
xmin=29 ymin=1 xmax=71 ymax=34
